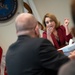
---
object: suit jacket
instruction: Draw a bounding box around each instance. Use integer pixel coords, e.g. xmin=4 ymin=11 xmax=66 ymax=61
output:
xmin=6 ymin=35 xmax=69 ymax=75
xmin=43 ymin=25 xmax=72 ymax=49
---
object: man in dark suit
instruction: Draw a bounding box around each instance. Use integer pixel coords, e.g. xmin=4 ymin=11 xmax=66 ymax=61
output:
xmin=6 ymin=13 xmax=75 ymax=75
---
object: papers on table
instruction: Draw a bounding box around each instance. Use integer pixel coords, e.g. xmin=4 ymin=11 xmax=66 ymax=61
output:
xmin=58 ymin=39 xmax=75 ymax=56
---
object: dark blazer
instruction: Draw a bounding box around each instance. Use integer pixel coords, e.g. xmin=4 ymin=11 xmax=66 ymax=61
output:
xmin=6 ymin=35 xmax=69 ymax=75
xmin=43 ymin=25 xmax=72 ymax=49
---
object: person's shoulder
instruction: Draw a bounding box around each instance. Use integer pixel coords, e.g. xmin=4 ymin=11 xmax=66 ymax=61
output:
xmin=33 ymin=37 xmax=51 ymax=44
xmin=58 ymin=25 xmax=64 ymax=28
xmin=34 ymin=38 xmax=53 ymax=49
xmin=57 ymin=25 xmax=65 ymax=31
xmin=7 ymin=41 xmax=17 ymax=50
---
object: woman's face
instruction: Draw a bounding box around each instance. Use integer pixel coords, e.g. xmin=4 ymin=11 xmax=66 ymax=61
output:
xmin=45 ymin=17 xmax=56 ymax=30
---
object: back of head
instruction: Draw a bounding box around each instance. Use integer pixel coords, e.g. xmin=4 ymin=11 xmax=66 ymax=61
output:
xmin=70 ymin=0 xmax=75 ymax=37
xmin=15 ymin=13 xmax=38 ymax=36
xmin=58 ymin=60 xmax=75 ymax=75
xmin=71 ymin=0 xmax=75 ymax=25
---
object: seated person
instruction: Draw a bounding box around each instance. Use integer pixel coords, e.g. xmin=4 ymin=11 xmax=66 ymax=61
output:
xmin=42 ymin=13 xmax=72 ymax=49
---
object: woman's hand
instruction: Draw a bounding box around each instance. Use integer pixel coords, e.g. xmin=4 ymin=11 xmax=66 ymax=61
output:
xmin=68 ymin=50 xmax=75 ymax=60
xmin=64 ymin=18 xmax=70 ymax=27
xmin=46 ymin=26 xmax=54 ymax=45
xmin=46 ymin=26 xmax=53 ymax=35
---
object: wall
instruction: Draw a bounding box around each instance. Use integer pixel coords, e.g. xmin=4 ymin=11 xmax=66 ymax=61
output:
xmin=0 ymin=0 xmax=23 ymax=55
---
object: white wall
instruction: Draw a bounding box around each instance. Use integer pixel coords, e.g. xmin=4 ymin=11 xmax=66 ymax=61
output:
xmin=0 ymin=0 xmax=23 ymax=55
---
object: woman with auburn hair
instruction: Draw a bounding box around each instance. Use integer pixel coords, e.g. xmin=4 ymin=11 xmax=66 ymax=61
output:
xmin=42 ymin=13 xmax=72 ymax=49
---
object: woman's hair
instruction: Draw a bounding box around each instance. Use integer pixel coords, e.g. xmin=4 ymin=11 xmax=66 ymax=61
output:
xmin=43 ymin=13 xmax=60 ymax=29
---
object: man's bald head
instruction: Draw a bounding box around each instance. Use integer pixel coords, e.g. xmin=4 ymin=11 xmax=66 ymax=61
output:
xmin=15 ymin=13 xmax=38 ymax=36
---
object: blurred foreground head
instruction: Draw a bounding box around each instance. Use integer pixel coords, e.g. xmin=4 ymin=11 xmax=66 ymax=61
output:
xmin=71 ymin=0 xmax=75 ymax=24
xmin=15 ymin=13 xmax=40 ymax=37
xmin=71 ymin=0 xmax=75 ymax=37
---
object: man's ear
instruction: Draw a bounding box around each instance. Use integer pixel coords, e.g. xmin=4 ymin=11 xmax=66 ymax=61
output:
xmin=16 ymin=30 xmax=18 ymax=34
xmin=35 ymin=25 xmax=39 ymax=34
xmin=34 ymin=25 xmax=40 ymax=38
